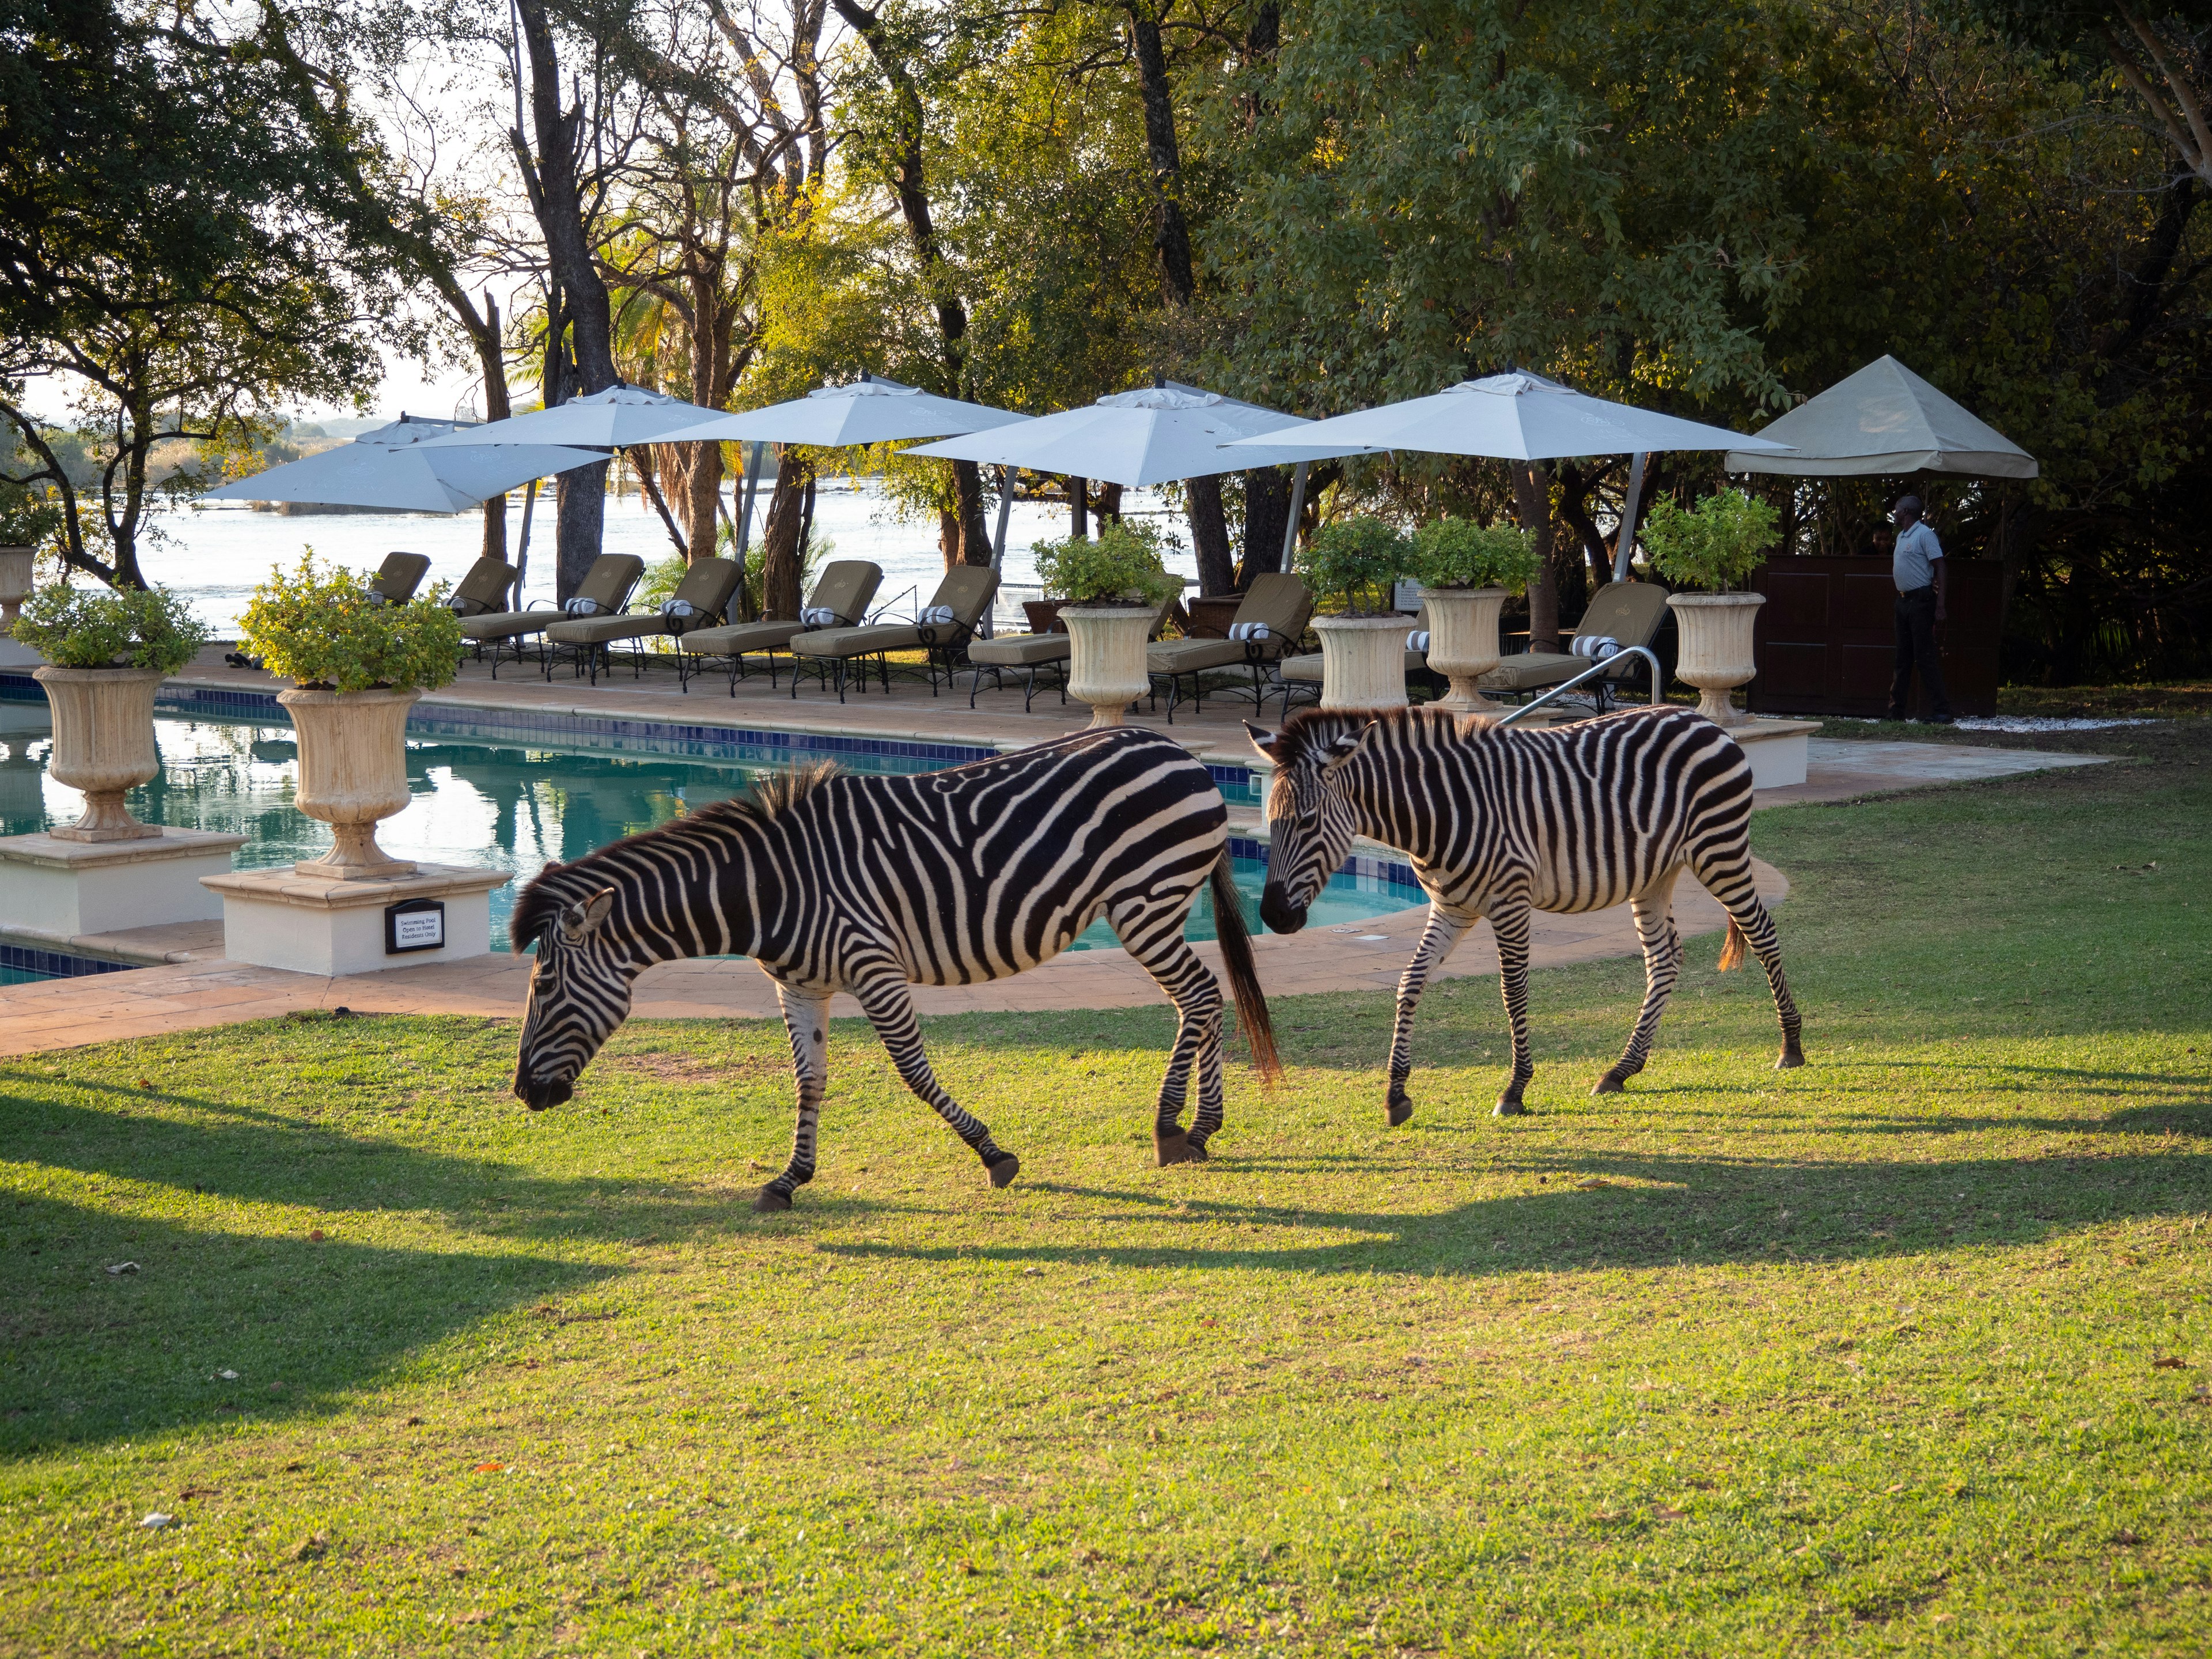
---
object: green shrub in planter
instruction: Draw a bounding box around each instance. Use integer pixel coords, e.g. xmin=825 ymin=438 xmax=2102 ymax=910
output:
xmin=1641 ymin=488 xmax=1780 ymax=593
xmin=240 ymin=552 xmax=464 ymax=693
xmin=1412 ymin=516 xmax=1539 ymax=591
xmin=1033 ymin=520 xmax=1182 ymax=606
xmin=13 ymin=582 xmax=210 ymax=672
xmin=1299 ymin=516 xmax=1408 ymax=613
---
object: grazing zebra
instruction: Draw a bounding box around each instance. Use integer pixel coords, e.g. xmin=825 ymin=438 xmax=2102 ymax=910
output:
xmin=510 ymin=727 xmax=1280 ymax=1209
xmin=1245 ymin=704 xmax=1802 ymax=1118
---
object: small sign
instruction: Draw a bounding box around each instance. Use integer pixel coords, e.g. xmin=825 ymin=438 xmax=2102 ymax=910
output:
xmin=1392 ymin=579 xmax=1424 ymax=613
xmin=384 ymin=898 xmax=445 ymax=955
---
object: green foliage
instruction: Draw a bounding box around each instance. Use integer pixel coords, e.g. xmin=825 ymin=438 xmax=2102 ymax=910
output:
xmin=238 ymin=553 xmax=461 ymax=694
xmin=1031 ymin=520 xmax=1182 ymax=605
xmin=1411 ymin=517 xmax=1540 ymax=593
xmin=1300 ymin=516 xmax=1409 ymax=613
xmin=709 ymin=523 xmax=834 ymax=620
xmin=0 ymin=478 xmax=63 ymax=548
xmin=1641 ymin=490 xmax=1781 ymax=593
xmin=10 ymin=582 xmax=209 ymax=672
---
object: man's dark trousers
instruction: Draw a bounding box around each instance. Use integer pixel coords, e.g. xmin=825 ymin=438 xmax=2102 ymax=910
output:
xmin=1888 ymin=585 xmax=1951 ymax=721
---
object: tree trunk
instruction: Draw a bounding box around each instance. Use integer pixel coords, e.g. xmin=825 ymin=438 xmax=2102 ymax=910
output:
xmin=1094 ymin=482 xmax=1124 ymax=524
xmin=1512 ymin=460 xmax=1559 ymax=652
xmin=940 ymin=509 xmax=961 ymax=571
xmin=762 ymin=451 xmax=813 ymax=619
xmin=953 ymin=459 xmax=993 ymax=565
xmin=1129 ymin=7 xmax=1198 ymax=304
xmin=1188 ymin=476 xmax=1236 ymax=596
xmin=1069 ymin=478 xmax=1088 ymax=539
xmin=473 ymin=291 xmax=511 ymax=563
xmin=1239 ymin=468 xmax=1291 ymax=589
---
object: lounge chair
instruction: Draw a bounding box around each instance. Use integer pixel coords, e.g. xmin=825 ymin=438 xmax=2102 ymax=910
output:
xmin=457 ymin=554 xmax=645 ymax=680
xmin=1143 ymin=573 xmax=1315 ymax=721
xmin=1275 ymin=603 xmax=1434 ymax=717
xmin=1478 ymin=581 xmax=1669 ymax=710
xmin=963 ymin=585 xmax=1185 ymax=713
xmin=543 ymin=556 xmax=744 ymax=684
xmin=789 ymin=566 xmax=999 ymax=703
xmin=672 ymin=560 xmax=884 ymax=694
xmin=446 ymin=556 xmax=522 ymax=618
xmin=368 ymin=552 xmax=431 ymax=606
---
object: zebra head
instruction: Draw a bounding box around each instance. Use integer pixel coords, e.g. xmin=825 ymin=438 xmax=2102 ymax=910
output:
xmin=1244 ymin=719 xmax=1371 ymax=934
xmin=512 ymin=886 xmax=630 ymax=1109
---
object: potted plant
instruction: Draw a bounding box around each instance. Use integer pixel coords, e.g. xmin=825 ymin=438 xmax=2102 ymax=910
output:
xmin=1643 ymin=488 xmax=1781 ymax=726
xmin=1299 ymin=516 xmax=1412 ymax=708
xmin=0 ymin=479 xmax=63 ymax=647
xmin=1035 ymin=522 xmax=1183 ymax=728
xmin=12 ymin=583 xmax=209 ymax=841
xmin=238 ymin=553 xmax=463 ymax=879
xmin=1411 ymin=517 xmax=1540 ymax=712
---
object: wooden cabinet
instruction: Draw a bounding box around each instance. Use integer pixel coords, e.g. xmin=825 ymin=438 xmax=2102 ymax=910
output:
xmin=1748 ymin=556 xmax=2002 ymax=718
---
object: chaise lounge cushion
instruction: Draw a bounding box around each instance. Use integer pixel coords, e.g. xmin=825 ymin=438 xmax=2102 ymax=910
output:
xmin=369 ymin=552 xmax=431 ymax=605
xmin=546 ymin=557 xmax=743 ymax=646
xmin=791 ymin=566 xmax=998 ymax=662
xmin=967 ymin=631 xmax=1071 ymax=668
xmin=1477 ymin=581 xmax=1669 ymax=692
xmin=681 ymin=560 xmax=885 ymax=658
xmin=460 ymin=554 xmax=644 ymax=642
xmin=1146 ymin=573 xmax=1314 ymax=677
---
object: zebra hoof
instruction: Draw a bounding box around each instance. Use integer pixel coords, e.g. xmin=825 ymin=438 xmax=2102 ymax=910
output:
xmin=1776 ymin=1044 xmax=1806 ymax=1070
xmin=752 ymin=1186 xmax=793 ymax=1213
xmin=986 ymin=1154 xmax=1021 ymax=1190
xmin=1494 ymin=1096 xmax=1525 ymax=1118
xmin=1385 ymin=1092 xmax=1414 ymax=1127
xmin=1592 ymin=1070 xmax=1629 ymax=1096
xmin=1155 ymin=1130 xmax=1205 ymax=1166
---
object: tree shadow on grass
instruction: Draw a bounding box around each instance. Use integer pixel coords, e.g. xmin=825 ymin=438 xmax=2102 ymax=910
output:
xmin=820 ymin=1144 xmax=2210 ymax=1281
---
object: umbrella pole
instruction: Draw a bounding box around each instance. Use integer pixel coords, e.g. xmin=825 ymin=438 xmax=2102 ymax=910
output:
xmin=982 ymin=465 xmax=1015 ymax=639
xmin=1278 ymin=461 xmax=1309 ymax=573
xmin=736 ymin=442 xmax=765 ymax=557
xmin=1612 ymin=452 xmax=1647 ymax=582
xmin=514 ymin=479 xmax=537 ymax=601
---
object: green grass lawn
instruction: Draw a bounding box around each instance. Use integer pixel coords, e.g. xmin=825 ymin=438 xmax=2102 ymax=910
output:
xmin=3 ymin=716 xmax=2209 ymax=1657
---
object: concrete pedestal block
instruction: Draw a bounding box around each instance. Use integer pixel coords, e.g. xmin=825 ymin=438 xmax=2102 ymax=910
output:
xmin=200 ymin=862 xmax=510 ymax=977
xmin=0 ymin=637 xmax=46 ymax=671
xmin=1732 ymin=717 xmax=1818 ymax=788
xmin=0 ymin=828 xmax=247 ymax=939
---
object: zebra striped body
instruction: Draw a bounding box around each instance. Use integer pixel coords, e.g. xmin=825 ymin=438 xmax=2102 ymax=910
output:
xmin=1247 ymin=704 xmax=1802 ymax=1117
xmin=511 ymin=726 xmax=1278 ymax=1208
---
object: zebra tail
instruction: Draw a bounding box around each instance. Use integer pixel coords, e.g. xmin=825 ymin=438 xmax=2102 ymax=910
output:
xmin=1718 ymin=915 xmax=1747 ymax=972
xmin=1211 ymin=850 xmax=1282 ymax=1085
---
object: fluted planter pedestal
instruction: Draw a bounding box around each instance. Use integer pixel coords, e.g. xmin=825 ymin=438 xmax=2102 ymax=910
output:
xmin=0 ymin=549 xmax=36 ymax=669
xmin=1313 ymin=613 xmax=1411 ymax=710
xmin=278 ymin=686 xmax=421 ymax=880
xmin=1666 ymin=593 xmax=1766 ymax=726
xmin=34 ymin=665 xmax=164 ymax=842
xmin=1418 ymin=586 xmax=1509 ymax=712
xmin=1062 ymin=604 xmax=1154 ymax=729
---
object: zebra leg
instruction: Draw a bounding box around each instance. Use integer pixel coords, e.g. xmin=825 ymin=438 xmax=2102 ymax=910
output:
xmin=1596 ymin=877 xmax=1684 ymax=1094
xmin=1690 ymin=850 xmax=1807 ymax=1070
xmin=1491 ymin=900 xmax=1537 ymax=1116
xmin=1385 ymin=904 xmax=1474 ymax=1127
xmin=759 ymin=983 xmax=832 ymax=1213
xmin=1116 ymin=910 xmax=1224 ymax=1165
xmin=850 ymin=971 xmax=1021 ymax=1188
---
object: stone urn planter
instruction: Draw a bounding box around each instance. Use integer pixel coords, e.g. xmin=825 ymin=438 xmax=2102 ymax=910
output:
xmin=1666 ymin=592 xmax=1766 ymax=726
xmin=0 ymin=547 xmax=33 ymax=634
xmin=1061 ymin=604 xmax=1154 ymax=728
xmin=277 ymin=686 xmax=422 ymax=879
xmin=33 ymin=665 xmax=165 ymax=842
xmin=1313 ymin=613 xmax=1411 ymax=710
xmin=1416 ymin=586 xmax=1510 ymax=713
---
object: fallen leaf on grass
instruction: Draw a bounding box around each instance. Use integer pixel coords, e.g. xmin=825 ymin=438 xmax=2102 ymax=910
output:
xmin=453 ymin=1610 xmax=489 ymax=1626
xmin=1573 ymin=1178 xmax=1611 ymax=1191
xmin=308 ymin=1229 xmax=325 ymax=1242
xmin=290 ymin=1532 xmax=327 ymax=1562
xmin=472 ymin=1461 xmax=506 ymax=1474
xmin=1652 ymin=1505 xmax=1685 ymax=1521
xmin=177 ymin=1487 xmax=221 ymax=1500
xmin=105 ymin=1262 xmax=139 ymax=1276
xmin=956 ymin=1559 xmax=980 ymax=1577
xmin=2152 ymin=1355 xmax=2188 ymax=1370
xmin=139 ymin=1513 xmax=173 ymax=1529
xmin=2111 ymin=1529 xmax=2144 ymax=1547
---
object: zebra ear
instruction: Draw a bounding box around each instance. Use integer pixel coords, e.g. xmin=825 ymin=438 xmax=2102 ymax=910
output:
xmin=1241 ymin=721 xmax=1279 ymax=761
xmin=559 ymin=888 xmax=616 ymax=941
xmin=1320 ymin=725 xmax=1374 ymax=774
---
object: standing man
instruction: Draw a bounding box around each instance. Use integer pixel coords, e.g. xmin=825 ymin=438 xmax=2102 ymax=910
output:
xmin=1887 ymin=494 xmax=1953 ymax=724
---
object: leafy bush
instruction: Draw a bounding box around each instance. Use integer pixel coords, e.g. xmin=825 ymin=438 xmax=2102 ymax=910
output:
xmin=239 ymin=552 xmax=463 ymax=693
xmin=13 ymin=582 xmax=210 ymax=673
xmin=1033 ymin=520 xmax=1181 ymax=605
xmin=1411 ymin=516 xmax=1540 ymax=592
xmin=1299 ymin=516 xmax=1408 ymax=613
xmin=0 ymin=478 xmax=63 ymax=548
xmin=1641 ymin=489 xmax=1780 ymax=593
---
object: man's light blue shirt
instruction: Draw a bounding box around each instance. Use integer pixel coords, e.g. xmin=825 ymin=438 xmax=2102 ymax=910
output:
xmin=1893 ymin=521 xmax=1944 ymax=592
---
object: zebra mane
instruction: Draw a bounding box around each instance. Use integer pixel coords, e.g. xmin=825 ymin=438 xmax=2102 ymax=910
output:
xmin=508 ymin=760 xmax=843 ymax=949
xmin=1272 ymin=704 xmax=1482 ymax=764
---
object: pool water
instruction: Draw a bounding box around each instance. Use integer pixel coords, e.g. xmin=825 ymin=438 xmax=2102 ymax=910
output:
xmin=0 ymin=699 xmax=1424 ymax=953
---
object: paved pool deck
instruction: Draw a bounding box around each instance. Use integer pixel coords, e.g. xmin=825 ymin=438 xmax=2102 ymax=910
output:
xmin=0 ymin=655 xmax=2115 ymax=1058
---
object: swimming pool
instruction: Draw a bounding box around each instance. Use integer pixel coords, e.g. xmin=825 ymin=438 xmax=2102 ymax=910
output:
xmin=0 ymin=690 xmax=1426 ymax=956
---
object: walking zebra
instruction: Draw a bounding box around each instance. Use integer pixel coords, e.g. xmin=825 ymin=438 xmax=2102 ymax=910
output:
xmin=1246 ymin=704 xmax=1802 ymax=1118
xmin=510 ymin=726 xmax=1280 ymax=1209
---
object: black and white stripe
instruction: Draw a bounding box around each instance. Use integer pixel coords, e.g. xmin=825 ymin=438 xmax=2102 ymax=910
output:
xmin=510 ymin=727 xmax=1279 ymax=1208
xmin=1247 ymin=704 xmax=1802 ymax=1118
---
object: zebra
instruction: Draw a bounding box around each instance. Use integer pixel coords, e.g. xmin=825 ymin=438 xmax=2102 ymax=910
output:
xmin=509 ymin=726 xmax=1280 ymax=1210
xmin=1245 ymin=703 xmax=1802 ymax=1118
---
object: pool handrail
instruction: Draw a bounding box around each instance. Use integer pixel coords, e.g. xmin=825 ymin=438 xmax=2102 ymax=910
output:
xmin=1493 ymin=645 xmax=1663 ymax=727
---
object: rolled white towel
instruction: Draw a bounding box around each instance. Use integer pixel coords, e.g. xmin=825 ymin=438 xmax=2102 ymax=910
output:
xmin=1571 ymin=633 xmax=1622 ymax=660
xmin=659 ymin=599 xmax=696 ymax=618
xmin=800 ymin=605 xmax=838 ymax=627
xmin=1406 ymin=630 xmax=1430 ymax=653
xmin=918 ymin=604 xmax=957 ymax=626
xmin=563 ymin=596 xmax=604 ymax=617
xmin=364 ymin=590 xmax=389 ymax=608
xmin=1227 ymin=621 xmax=1270 ymax=641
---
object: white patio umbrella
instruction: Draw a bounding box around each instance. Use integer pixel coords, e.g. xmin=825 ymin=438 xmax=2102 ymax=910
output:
xmin=198 ymin=416 xmax=602 ymax=513
xmin=1722 ymin=356 xmax=2037 ymax=478
xmin=1225 ymin=370 xmax=1794 ymax=578
xmin=651 ymin=373 xmax=1029 ymax=448
xmin=416 ymin=382 xmax=729 ymax=451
